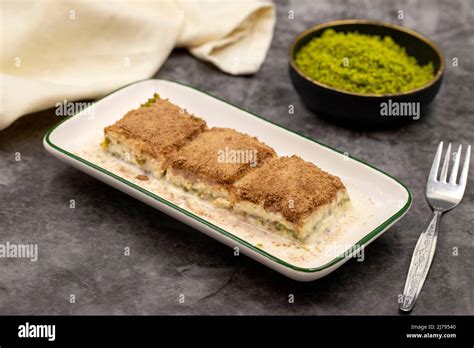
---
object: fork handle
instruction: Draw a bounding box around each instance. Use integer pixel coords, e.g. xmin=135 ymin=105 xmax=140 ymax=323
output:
xmin=400 ymin=210 xmax=442 ymax=312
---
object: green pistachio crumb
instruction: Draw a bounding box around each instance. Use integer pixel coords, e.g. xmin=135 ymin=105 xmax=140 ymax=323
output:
xmin=140 ymin=93 xmax=161 ymax=107
xmin=295 ymin=29 xmax=435 ymax=94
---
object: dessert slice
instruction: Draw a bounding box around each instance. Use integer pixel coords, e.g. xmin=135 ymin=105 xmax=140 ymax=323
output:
xmin=233 ymin=155 xmax=350 ymax=241
xmin=166 ymin=127 xmax=276 ymax=207
xmin=102 ymin=94 xmax=207 ymax=177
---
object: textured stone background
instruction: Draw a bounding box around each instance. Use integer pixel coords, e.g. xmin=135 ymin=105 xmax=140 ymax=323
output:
xmin=0 ymin=0 xmax=472 ymax=315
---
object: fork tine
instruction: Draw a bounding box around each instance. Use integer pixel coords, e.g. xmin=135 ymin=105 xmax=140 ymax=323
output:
xmin=429 ymin=142 xmax=443 ymax=181
xmin=440 ymin=142 xmax=451 ymax=182
xmin=449 ymin=145 xmax=462 ymax=184
xmin=459 ymin=145 xmax=471 ymax=187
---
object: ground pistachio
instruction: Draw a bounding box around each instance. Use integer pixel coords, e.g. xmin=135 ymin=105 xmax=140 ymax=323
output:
xmin=295 ymin=29 xmax=435 ymax=94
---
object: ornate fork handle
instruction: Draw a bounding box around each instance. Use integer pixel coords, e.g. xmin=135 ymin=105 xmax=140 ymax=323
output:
xmin=400 ymin=210 xmax=442 ymax=312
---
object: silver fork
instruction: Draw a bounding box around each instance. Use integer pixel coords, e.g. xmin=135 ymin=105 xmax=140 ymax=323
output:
xmin=400 ymin=141 xmax=471 ymax=312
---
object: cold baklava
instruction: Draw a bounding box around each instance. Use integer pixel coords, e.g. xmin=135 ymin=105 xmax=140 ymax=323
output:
xmin=102 ymin=95 xmax=350 ymax=243
xmin=166 ymin=127 xmax=276 ymax=207
xmin=102 ymin=94 xmax=207 ymax=178
xmin=233 ymin=156 xmax=350 ymax=241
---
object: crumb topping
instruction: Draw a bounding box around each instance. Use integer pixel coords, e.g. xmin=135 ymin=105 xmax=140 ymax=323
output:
xmin=169 ymin=127 xmax=276 ymax=185
xmin=104 ymin=98 xmax=207 ymax=159
xmin=235 ymin=156 xmax=346 ymax=223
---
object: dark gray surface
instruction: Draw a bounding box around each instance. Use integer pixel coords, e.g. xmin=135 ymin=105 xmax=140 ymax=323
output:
xmin=0 ymin=0 xmax=472 ymax=315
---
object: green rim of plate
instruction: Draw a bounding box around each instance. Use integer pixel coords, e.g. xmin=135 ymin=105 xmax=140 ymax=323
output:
xmin=44 ymin=79 xmax=413 ymax=274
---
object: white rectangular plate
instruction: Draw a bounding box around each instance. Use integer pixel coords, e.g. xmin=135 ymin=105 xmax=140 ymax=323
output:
xmin=44 ymin=79 xmax=412 ymax=281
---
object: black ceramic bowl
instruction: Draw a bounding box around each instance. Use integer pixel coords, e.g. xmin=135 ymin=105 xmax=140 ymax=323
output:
xmin=288 ymin=19 xmax=445 ymax=126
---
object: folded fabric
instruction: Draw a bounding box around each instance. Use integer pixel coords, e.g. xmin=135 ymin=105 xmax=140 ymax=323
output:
xmin=0 ymin=0 xmax=275 ymax=130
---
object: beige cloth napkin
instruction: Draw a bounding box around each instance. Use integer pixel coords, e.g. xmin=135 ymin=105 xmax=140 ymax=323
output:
xmin=0 ymin=0 xmax=275 ymax=130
